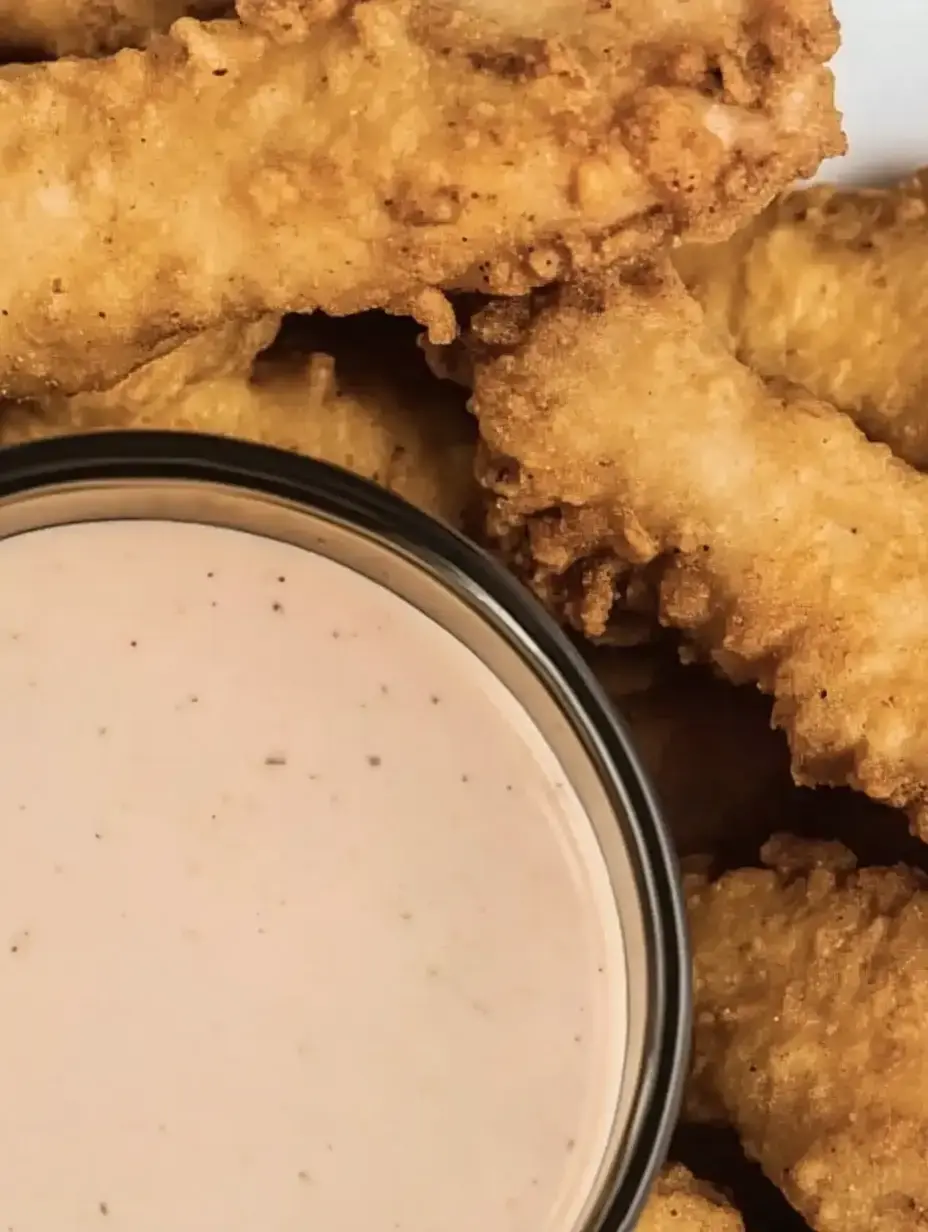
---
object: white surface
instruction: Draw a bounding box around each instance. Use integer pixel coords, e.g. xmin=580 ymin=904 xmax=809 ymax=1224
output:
xmin=816 ymin=0 xmax=928 ymax=185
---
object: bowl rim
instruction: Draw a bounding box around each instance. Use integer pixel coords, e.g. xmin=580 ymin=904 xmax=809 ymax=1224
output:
xmin=0 ymin=429 xmax=691 ymax=1232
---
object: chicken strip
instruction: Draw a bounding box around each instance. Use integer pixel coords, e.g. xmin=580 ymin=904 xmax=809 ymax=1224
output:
xmin=235 ymin=0 xmax=347 ymax=41
xmin=675 ymin=172 xmax=928 ymax=467
xmin=0 ymin=0 xmax=228 ymax=58
xmin=686 ymin=835 xmax=928 ymax=1232
xmin=0 ymin=324 xmax=477 ymax=528
xmin=467 ymin=262 xmax=928 ymax=837
xmin=638 ymin=1164 xmax=743 ymax=1232
xmin=56 ymin=313 xmax=283 ymax=416
xmin=0 ymin=0 xmax=842 ymax=398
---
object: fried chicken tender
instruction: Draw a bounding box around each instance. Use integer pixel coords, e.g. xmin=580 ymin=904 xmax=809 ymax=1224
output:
xmin=0 ymin=0 xmax=842 ymax=398
xmin=53 ymin=315 xmax=283 ymax=419
xmin=675 ymin=172 xmax=928 ymax=466
xmin=0 ymin=327 xmax=477 ymax=528
xmin=0 ymin=0 xmax=227 ymax=57
xmin=686 ymin=835 xmax=928 ymax=1232
xmin=467 ymin=262 xmax=928 ymax=837
xmin=235 ymin=0 xmax=346 ymax=40
xmin=638 ymin=1164 xmax=743 ymax=1232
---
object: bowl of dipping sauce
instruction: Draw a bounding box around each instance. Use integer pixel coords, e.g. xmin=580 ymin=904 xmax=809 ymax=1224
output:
xmin=0 ymin=431 xmax=688 ymax=1232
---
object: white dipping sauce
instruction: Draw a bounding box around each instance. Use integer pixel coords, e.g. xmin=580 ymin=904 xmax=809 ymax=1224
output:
xmin=0 ymin=518 xmax=627 ymax=1232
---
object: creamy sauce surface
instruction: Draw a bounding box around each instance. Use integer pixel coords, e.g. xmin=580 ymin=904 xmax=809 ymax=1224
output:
xmin=0 ymin=518 xmax=627 ymax=1232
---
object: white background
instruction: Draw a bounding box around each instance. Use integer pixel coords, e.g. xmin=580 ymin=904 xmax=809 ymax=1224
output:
xmin=816 ymin=0 xmax=928 ymax=184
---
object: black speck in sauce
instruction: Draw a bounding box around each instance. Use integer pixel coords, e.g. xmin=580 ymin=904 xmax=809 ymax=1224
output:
xmin=331 ymin=629 xmax=341 ymax=639
xmin=272 ymin=601 xmax=284 ymax=613
xmin=297 ymin=1171 xmax=310 ymax=1183
xmin=461 ymin=774 xmax=469 ymax=783
xmin=430 ymin=694 xmax=441 ymax=705
xmin=265 ymin=754 xmax=288 ymax=767
xmin=380 ymin=683 xmax=389 ymax=695
xmin=277 ymin=575 xmax=287 ymax=584
xmin=206 ymin=571 xmax=215 ymax=579
xmin=99 ymin=1202 xmax=109 ymax=1216
xmin=367 ymin=754 xmax=382 ymax=768
xmin=129 ymin=640 xmax=138 ymax=648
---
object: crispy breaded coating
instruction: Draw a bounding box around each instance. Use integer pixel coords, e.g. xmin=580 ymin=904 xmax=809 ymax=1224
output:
xmin=686 ymin=835 xmax=928 ymax=1232
xmin=53 ymin=314 xmax=282 ymax=419
xmin=0 ymin=0 xmax=227 ymax=58
xmin=467 ymin=262 xmax=928 ymax=836
xmin=675 ymin=172 xmax=928 ymax=466
xmin=638 ymin=1164 xmax=743 ymax=1232
xmin=0 ymin=0 xmax=842 ymax=398
xmin=0 ymin=327 xmax=477 ymax=528
xmin=235 ymin=0 xmax=345 ymax=41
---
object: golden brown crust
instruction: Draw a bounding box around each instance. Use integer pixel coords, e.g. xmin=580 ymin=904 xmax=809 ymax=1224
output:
xmin=0 ymin=0 xmax=227 ymax=58
xmin=638 ymin=1164 xmax=743 ymax=1231
xmin=48 ymin=315 xmax=281 ymax=421
xmin=687 ymin=837 xmax=928 ymax=1232
xmin=467 ymin=263 xmax=928 ymax=834
xmin=675 ymin=171 xmax=928 ymax=466
xmin=0 ymin=320 xmax=477 ymax=529
xmin=0 ymin=0 xmax=841 ymax=398
xmin=234 ymin=0 xmax=349 ymax=42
